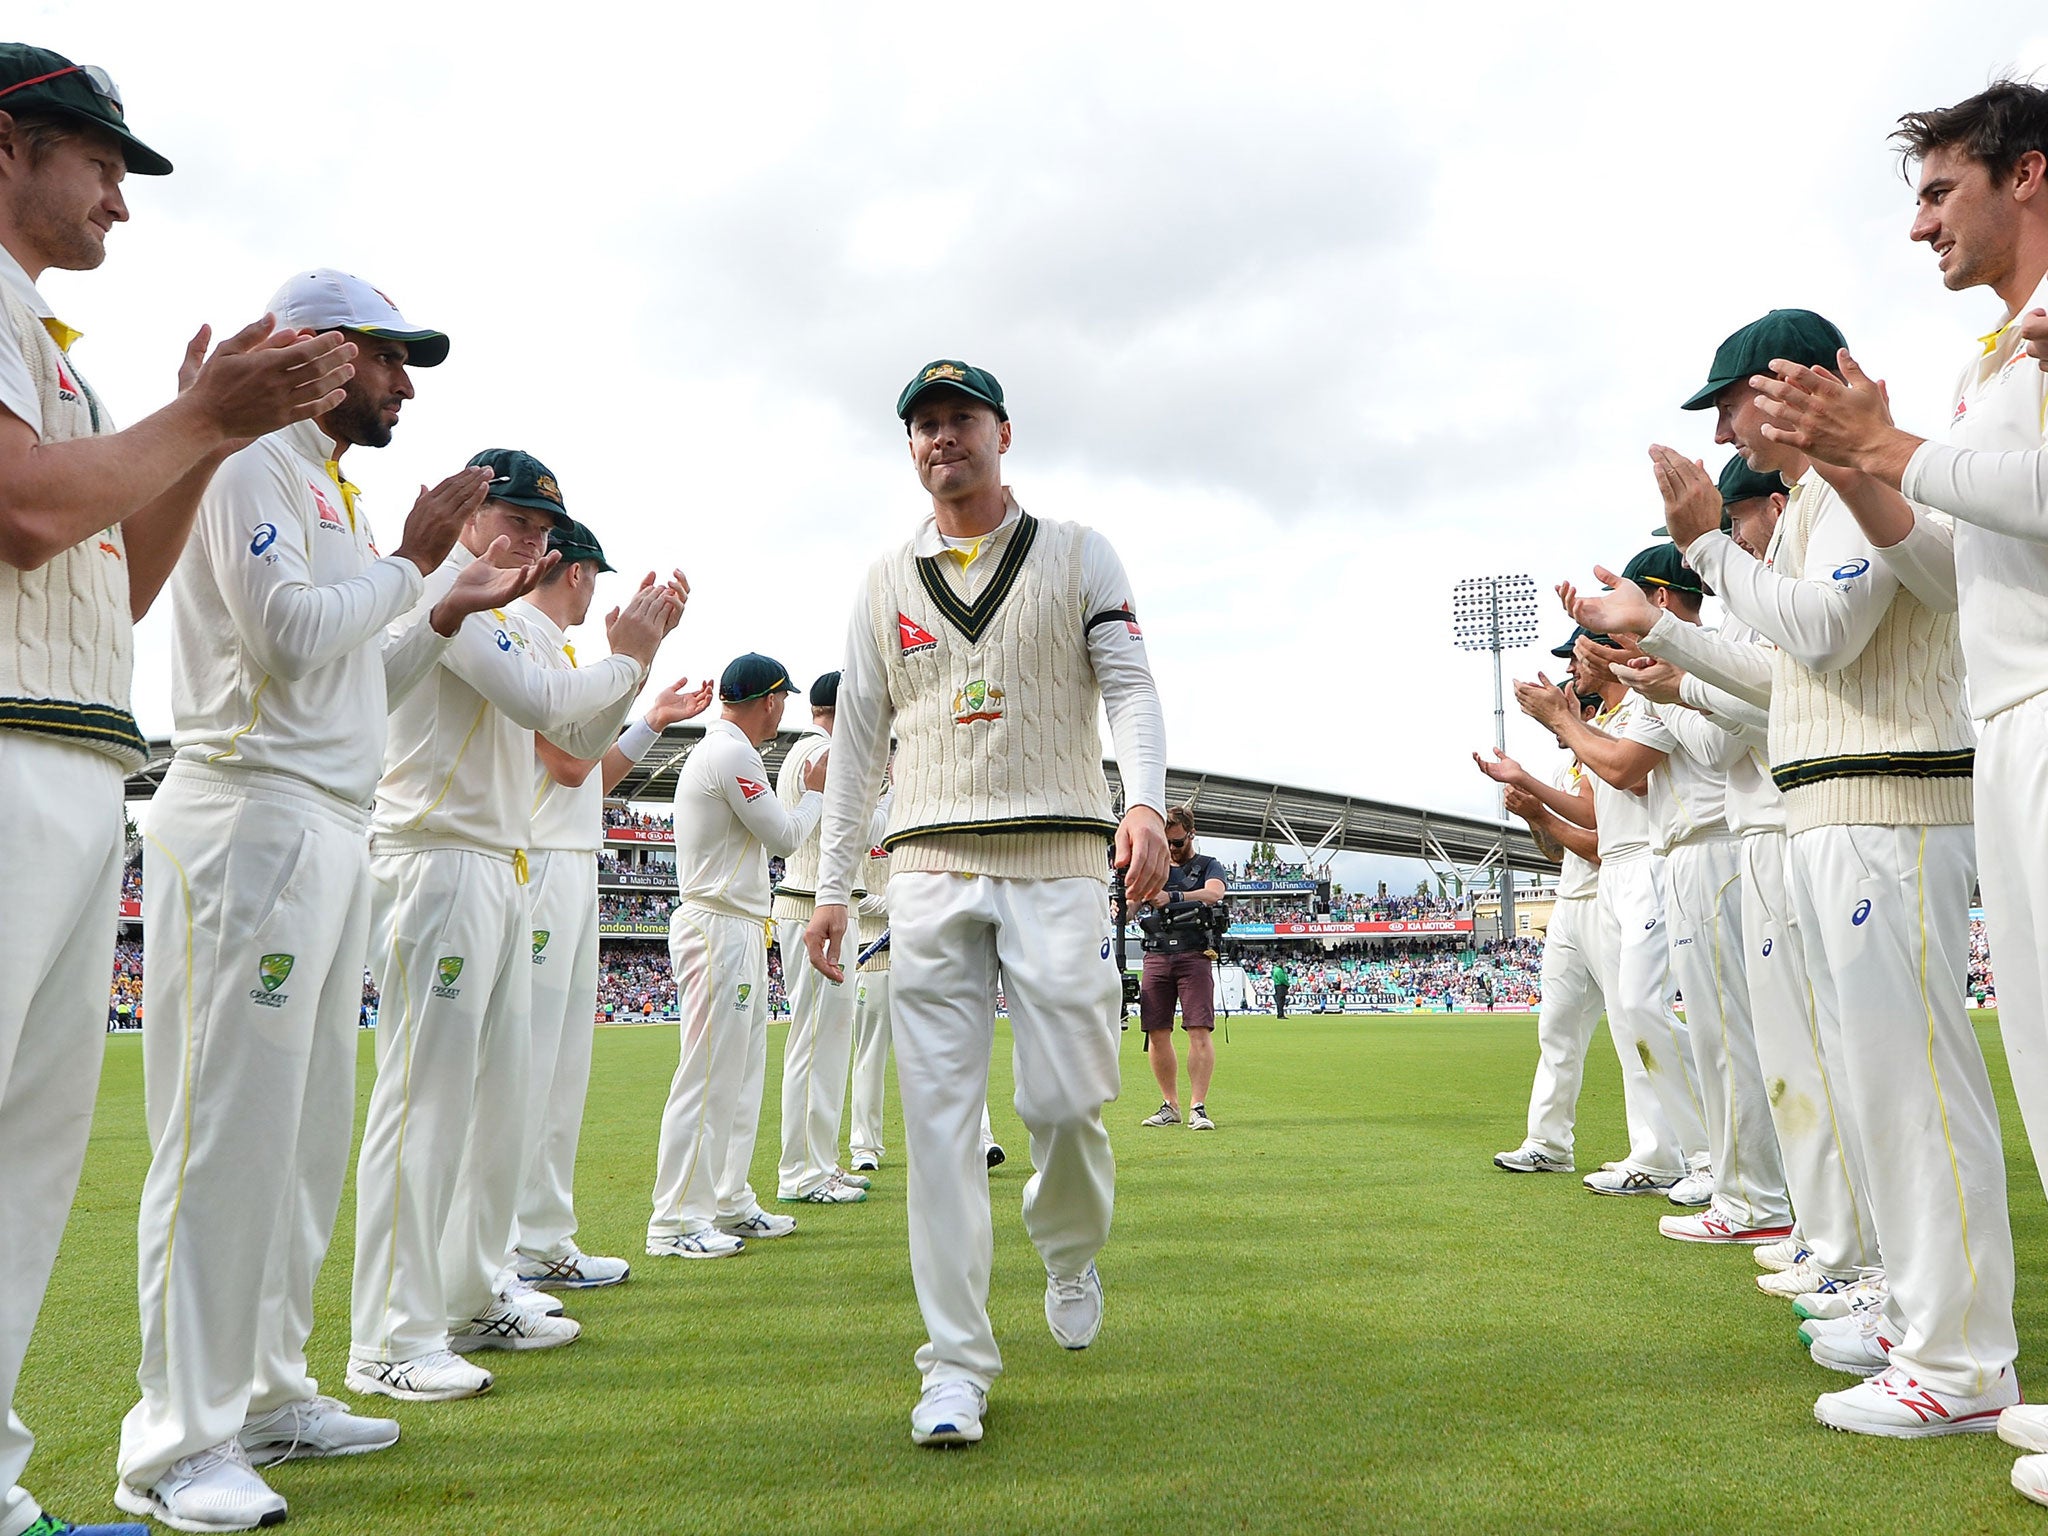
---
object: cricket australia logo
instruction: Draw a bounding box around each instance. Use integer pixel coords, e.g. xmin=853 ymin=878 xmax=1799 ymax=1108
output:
xmin=736 ymin=982 xmax=752 ymax=1008
xmin=952 ymin=678 xmax=1004 ymax=725
xmin=432 ymin=955 xmax=465 ymax=999
xmin=250 ymin=952 xmax=295 ymax=1008
xmin=532 ymin=930 xmax=551 ymax=964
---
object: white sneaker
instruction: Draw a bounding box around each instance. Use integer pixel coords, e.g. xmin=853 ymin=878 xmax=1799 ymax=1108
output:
xmin=239 ymin=1394 xmax=399 ymax=1466
xmin=1755 ymin=1260 xmax=1826 ymax=1297
xmin=1187 ymin=1103 xmax=1216 ymax=1131
xmin=1657 ymin=1204 xmax=1793 ymax=1245
xmin=449 ymin=1302 xmax=581 ymax=1353
xmin=985 ymin=1142 xmax=1007 ymax=1169
xmin=648 ymin=1228 xmax=746 ymax=1258
xmin=1666 ymin=1169 xmax=1714 ymax=1207
xmin=2004 ymin=1404 xmax=2048 ymax=1454
xmin=115 ymin=1439 xmax=287 ymax=1532
xmin=1814 ymin=1364 xmax=2017 ymax=1438
xmin=831 ymin=1168 xmax=873 ymax=1190
xmin=717 ymin=1209 xmax=798 ymax=1240
xmin=515 ymin=1247 xmax=630 ymax=1290
xmin=499 ymin=1277 xmax=565 ymax=1317
xmin=780 ymin=1178 xmax=866 ymax=1204
xmin=1792 ymin=1269 xmax=1886 ymax=1322
xmin=1140 ymin=1101 xmax=1179 ymax=1127
xmin=1581 ymin=1166 xmax=1679 ymax=1196
xmin=1753 ymin=1237 xmax=1810 ymax=1272
xmin=1804 ymin=1310 xmax=1896 ymax=1376
xmin=910 ymin=1380 xmax=987 ymax=1447
xmin=850 ymin=1154 xmax=881 ymax=1172
xmin=344 ymin=1349 xmax=493 ymax=1402
xmin=2014 ymin=1452 xmax=2048 ymax=1507
xmin=1493 ymin=1145 xmax=1573 ymax=1173
xmin=1045 ymin=1263 xmax=1104 ymax=1350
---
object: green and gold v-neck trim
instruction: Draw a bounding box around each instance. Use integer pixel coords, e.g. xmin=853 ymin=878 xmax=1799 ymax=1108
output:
xmin=914 ymin=513 xmax=1040 ymax=642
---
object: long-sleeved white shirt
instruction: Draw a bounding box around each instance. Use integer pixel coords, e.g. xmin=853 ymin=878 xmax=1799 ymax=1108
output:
xmin=1623 ymin=694 xmax=1732 ymax=856
xmin=1550 ymin=762 xmax=1598 ymax=899
xmin=1587 ymin=696 xmax=1654 ymax=863
xmin=373 ymin=542 xmax=644 ymax=854
xmin=519 ymin=599 xmax=604 ymax=853
xmin=815 ymin=499 xmax=1167 ymax=906
xmin=671 ymin=716 xmax=822 ymax=918
xmin=1671 ymin=614 xmax=1782 ymax=836
xmin=169 ymin=419 xmax=450 ymax=806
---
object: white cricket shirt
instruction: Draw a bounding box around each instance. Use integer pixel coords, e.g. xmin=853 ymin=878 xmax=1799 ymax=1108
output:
xmin=671 ymin=716 xmax=822 ymax=919
xmin=0 ymin=240 xmax=57 ymax=435
xmin=519 ymin=599 xmax=604 ymax=853
xmin=1552 ymin=762 xmax=1598 ymax=899
xmin=1587 ymin=696 xmax=1654 ymax=863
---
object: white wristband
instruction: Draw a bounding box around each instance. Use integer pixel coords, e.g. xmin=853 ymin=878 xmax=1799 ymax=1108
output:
xmin=617 ymin=717 xmax=661 ymax=763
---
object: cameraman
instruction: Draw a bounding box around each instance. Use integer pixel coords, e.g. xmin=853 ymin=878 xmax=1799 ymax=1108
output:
xmin=1138 ymin=808 xmax=1229 ymax=1131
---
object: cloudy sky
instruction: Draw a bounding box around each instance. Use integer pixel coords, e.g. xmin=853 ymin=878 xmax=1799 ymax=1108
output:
xmin=24 ymin=1 xmax=2048 ymax=885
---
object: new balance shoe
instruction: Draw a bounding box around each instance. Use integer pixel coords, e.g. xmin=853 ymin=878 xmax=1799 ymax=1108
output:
xmin=646 ymin=1229 xmax=745 ymax=1258
xmin=831 ymin=1169 xmax=873 ymax=1190
xmin=1814 ymin=1364 xmax=2017 ymax=1438
xmin=239 ymin=1395 xmax=398 ymax=1466
xmin=1188 ymin=1103 xmax=1216 ymax=1131
xmin=780 ymin=1179 xmax=866 ymax=1204
xmin=985 ymin=1143 xmax=1006 ymax=1169
xmin=1045 ymin=1263 xmax=1103 ymax=1350
xmin=1805 ymin=1311 xmax=1895 ymax=1376
xmin=911 ymin=1381 xmax=987 ymax=1447
xmin=449 ymin=1303 xmax=581 ymax=1353
xmin=1140 ymin=1102 xmax=1179 ymax=1127
xmin=114 ymin=1440 xmax=286 ymax=1532
xmin=1582 ymin=1166 xmax=1679 ymax=1196
xmin=2005 ymin=1404 xmax=2048 ymax=1454
xmin=850 ymin=1154 xmax=881 ymax=1173
xmin=1753 ymin=1237 xmax=1810 ymax=1272
xmin=21 ymin=1516 xmax=149 ymax=1535
xmin=1658 ymin=1204 xmax=1793 ymax=1245
xmin=1793 ymin=1270 xmax=1886 ymax=1322
xmin=717 ymin=1209 xmax=797 ymax=1240
xmin=499 ymin=1277 xmax=564 ymax=1317
xmin=1494 ymin=1145 xmax=1573 ymax=1173
xmin=1666 ymin=1169 xmax=1714 ymax=1207
xmin=514 ymin=1247 xmax=630 ymax=1290
xmin=2014 ymin=1453 xmax=2048 ymax=1508
xmin=344 ymin=1350 xmax=492 ymax=1403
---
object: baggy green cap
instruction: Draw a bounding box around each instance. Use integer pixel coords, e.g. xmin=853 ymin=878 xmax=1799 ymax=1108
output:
xmin=547 ymin=518 xmax=614 ymax=572
xmin=1654 ymin=456 xmax=1788 ymax=536
xmin=1621 ymin=543 xmax=1705 ymax=597
xmin=719 ymin=653 xmax=799 ymax=703
xmin=1551 ymin=625 xmax=1616 ymax=659
xmin=1682 ymin=309 xmax=1848 ymax=410
xmin=897 ymin=359 xmax=1007 ymax=422
xmin=467 ymin=448 xmax=570 ymax=522
xmin=0 ymin=45 xmax=171 ymax=175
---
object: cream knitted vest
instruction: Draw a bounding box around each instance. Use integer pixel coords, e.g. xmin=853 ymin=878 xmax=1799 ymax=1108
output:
xmin=859 ymin=844 xmax=890 ymax=973
xmin=1767 ymin=483 xmax=1973 ymax=833
xmin=870 ymin=512 xmax=1116 ymax=882
xmin=0 ymin=288 xmax=141 ymax=770
xmin=772 ymin=733 xmax=866 ymax=920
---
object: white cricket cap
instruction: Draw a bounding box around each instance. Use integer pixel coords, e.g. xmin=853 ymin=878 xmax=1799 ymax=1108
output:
xmin=266 ymin=269 xmax=450 ymax=367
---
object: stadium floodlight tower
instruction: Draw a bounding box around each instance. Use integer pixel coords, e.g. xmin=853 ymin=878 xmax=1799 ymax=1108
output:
xmin=1451 ymin=573 xmax=1540 ymax=937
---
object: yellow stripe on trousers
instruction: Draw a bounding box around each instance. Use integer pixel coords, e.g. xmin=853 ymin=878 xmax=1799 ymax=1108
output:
xmin=142 ymin=833 xmax=198 ymax=1358
xmin=1917 ymin=826 xmax=1984 ymax=1387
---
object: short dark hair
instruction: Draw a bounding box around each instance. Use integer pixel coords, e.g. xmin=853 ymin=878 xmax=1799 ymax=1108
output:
xmin=1165 ymin=806 xmax=1196 ymax=836
xmin=1894 ymin=80 xmax=2048 ymax=180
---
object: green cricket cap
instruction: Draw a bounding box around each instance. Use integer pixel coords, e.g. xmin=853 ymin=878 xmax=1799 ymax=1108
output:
xmin=1551 ymin=625 xmax=1616 ymax=659
xmin=467 ymin=448 xmax=570 ymax=522
xmin=897 ymin=359 xmax=1007 ymax=422
xmin=0 ymin=45 xmax=170 ymax=175
xmin=1718 ymin=456 xmax=1786 ymax=507
xmin=719 ymin=652 xmax=799 ymax=703
xmin=546 ymin=518 xmax=613 ymax=572
xmin=1682 ymin=309 xmax=1849 ymax=411
xmin=1622 ymin=543 xmax=1705 ymax=597
xmin=809 ymin=670 xmax=841 ymax=709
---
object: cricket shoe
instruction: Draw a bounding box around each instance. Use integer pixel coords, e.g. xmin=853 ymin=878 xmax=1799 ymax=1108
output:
xmin=1755 ymin=1260 xmax=1827 ymax=1298
xmin=2000 ymin=1404 xmax=2048 ymax=1454
xmin=1753 ymin=1237 xmax=1811 ymax=1273
xmin=1658 ymin=1204 xmax=1793 ymax=1245
xmin=449 ymin=1302 xmax=581 ymax=1353
xmin=239 ymin=1395 xmax=399 ymax=1466
xmin=1666 ymin=1169 xmax=1714 ymax=1207
xmin=1582 ymin=1166 xmax=1680 ymax=1196
xmin=780 ymin=1178 xmax=866 ymax=1204
xmin=911 ymin=1381 xmax=987 ymax=1447
xmin=646 ymin=1229 xmax=745 ymax=1258
xmin=717 ymin=1209 xmax=798 ymax=1240
xmin=1141 ymin=1101 xmax=1180 ymax=1127
xmin=1494 ymin=1145 xmax=1573 ymax=1174
xmin=2013 ymin=1453 xmax=2048 ymax=1508
xmin=114 ymin=1440 xmax=286 ymax=1532
xmin=344 ymin=1349 xmax=492 ymax=1402
xmin=986 ymin=1143 xmax=1007 ymax=1169
xmin=1814 ymin=1364 xmax=2017 ymax=1438
xmin=850 ymin=1154 xmax=881 ymax=1173
xmin=1793 ymin=1269 xmax=1886 ymax=1322
xmin=499 ymin=1277 xmax=564 ymax=1317
xmin=20 ymin=1516 xmax=149 ymax=1535
xmin=515 ymin=1246 xmax=630 ymax=1290
xmin=831 ymin=1168 xmax=873 ymax=1190
xmin=1188 ymin=1103 xmax=1216 ymax=1131
xmin=1804 ymin=1310 xmax=1896 ymax=1377
xmin=1046 ymin=1263 xmax=1104 ymax=1350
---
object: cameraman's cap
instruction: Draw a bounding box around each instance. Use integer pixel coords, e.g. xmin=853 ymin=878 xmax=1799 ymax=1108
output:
xmin=720 ymin=653 xmax=799 ymax=703
xmin=268 ymin=269 xmax=449 ymax=366
xmin=1681 ymin=308 xmax=1847 ymax=411
xmin=1621 ymin=543 xmax=1705 ymax=597
xmin=547 ymin=518 xmax=613 ymax=572
xmin=467 ymin=448 xmax=569 ymax=522
xmin=1551 ymin=625 xmax=1616 ymax=659
xmin=809 ymin=670 xmax=841 ymax=709
xmin=897 ymin=359 xmax=1007 ymax=422
xmin=0 ymin=45 xmax=171 ymax=175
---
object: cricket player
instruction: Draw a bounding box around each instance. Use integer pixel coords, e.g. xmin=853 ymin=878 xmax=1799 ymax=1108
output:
xmin=773 ymin=671 xmax=869 ymax=1203
xmin=348 ymin=453 xmax=681 ymax=1401
xmin=1532 ymin=546 xmax=1792 ymax=1245
xmin=647 ymin=654 xmax=824 ymax=1255
xmin=803 ymin=360 xmax=1168 ymax=1449
xmin=848 ymin=826 xmax=894 ymax=1172
xmin=1620 ymin=308 xmax=2014 ymax=1438
xmin=0 ymin=47 xmax=356 ymax=1536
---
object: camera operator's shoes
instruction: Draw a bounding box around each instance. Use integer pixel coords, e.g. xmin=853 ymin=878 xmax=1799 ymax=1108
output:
xmin=1187 ymin=1103 xmax=1215 ymax=1131
xmin=1045 ymin=1263 xmax=1103 ymax=1349
xmin=911 ymin=1381 xmax=986 ymax=1447
xmin=1141 ymin=1102 xmax=1179 ymax=1127
xmin=1494 ymin=1144 xmax=1572 ymax=1173
xmin=985 ymin=1142 xmax=1006 ymax=1169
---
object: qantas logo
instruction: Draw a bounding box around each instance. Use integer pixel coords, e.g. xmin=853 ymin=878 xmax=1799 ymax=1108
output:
xmin=868 ymin=845 xmax=888 ymax=859
xmin=898 ymin=613 xmax=939 ymax=655
xmin=54 ymin=359 xmax=78 ymax=402
xmin=310 ymin=483 xmax=345 ymax=530
xmin=1110 ymin=603 xmax=1141 ymax=637
xmin=736 ymin=776 xmax=769 ymax=802
xmin=1953 ymin=395 xmax=1969 ymax=424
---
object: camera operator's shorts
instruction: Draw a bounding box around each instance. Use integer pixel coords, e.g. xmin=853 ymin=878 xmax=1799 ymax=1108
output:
xmin=1140 ymin=950 xmax=1215 ymax=1032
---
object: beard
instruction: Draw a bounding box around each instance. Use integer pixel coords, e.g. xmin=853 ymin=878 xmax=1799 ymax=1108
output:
xmin=324 ymin=383 xmax=398 ymax=448
xmin=17 ymin=181 xmax=105 ymax=272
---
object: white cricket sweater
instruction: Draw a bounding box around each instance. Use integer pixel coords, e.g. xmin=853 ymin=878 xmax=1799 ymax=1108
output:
xmin=518 ymin=599 xmax=604 ymax=853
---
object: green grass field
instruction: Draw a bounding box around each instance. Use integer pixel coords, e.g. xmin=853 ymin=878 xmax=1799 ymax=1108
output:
xmin=19 ymin=1012 xmax=2048 ymax=1534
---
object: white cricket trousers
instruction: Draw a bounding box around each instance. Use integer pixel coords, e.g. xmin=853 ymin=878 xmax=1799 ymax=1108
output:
xmin=0 ymin=735 xmax=123 ymax=1536
xmin=1664 ymin=835 xmax=1789 ymax=1228
xmin=1594 ymin=853 xmax=1709 ymax=1177
xmin=890 ymin=872 xmax=1122 ymax=1392
xmin=1521 ymin=894 xmax=1604 ymax=1161
xmin=777 ymin=914 xmax=857 ymax=1198
xmin=649 ymin=904 xmax=770 ymax=1235
xmin=118 ymin=763 xmax=371 ymax=1489
xmin=350 ymin=846 xmax=530 ymax=1363
xmin=1790 ymin=821 xmax=2015 ymax=1395
xmin=1741 ymin=830 xmax=1876 ymax=1278
xmin=1976 ymin=695 xmax=2048 ymax=1206
xmin=849 ymin=968 xmax=891 ymax=1164
xmin=515 ymin=850 xmax=600 ymax=1262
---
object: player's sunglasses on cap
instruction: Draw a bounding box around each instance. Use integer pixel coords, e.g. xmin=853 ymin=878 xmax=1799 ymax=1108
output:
xmin=720 ymin=652 xmax=800 ymax=702
xmin=0 ymin=45 xmax=172 ymax=174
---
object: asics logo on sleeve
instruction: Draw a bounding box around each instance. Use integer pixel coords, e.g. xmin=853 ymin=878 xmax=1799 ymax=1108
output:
xmin=1644 ymin=919 xmax=1657 ymax=931
xmin=1851 ymin=899 xmax=1872 ymax=926
xmin=1761 ymin=938 xmax=1774 ymax=957
xmin=250 ymin=523 xmax=278 ymax=556
xmin=1100 ymin=939 xmax=1112 ymax=960
xmin=495 ymin=629 xmax=513 ymax=651
xmin=1831 ymin=559 xmax=1870 ymax=581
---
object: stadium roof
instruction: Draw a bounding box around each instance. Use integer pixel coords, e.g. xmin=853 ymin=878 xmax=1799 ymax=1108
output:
xmin=126 ymin=729 xmax=1540 ymax=873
